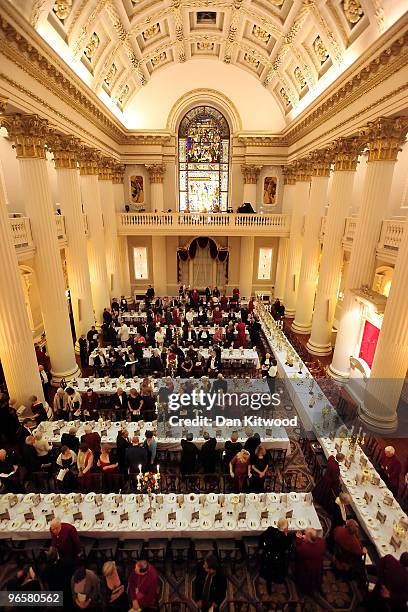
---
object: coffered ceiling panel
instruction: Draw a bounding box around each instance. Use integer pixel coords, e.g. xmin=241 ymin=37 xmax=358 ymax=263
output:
xmin=13 ymin=0 xmax=408 ymax=126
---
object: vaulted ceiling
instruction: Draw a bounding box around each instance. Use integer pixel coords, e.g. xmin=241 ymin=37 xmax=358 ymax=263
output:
xmin=12 ymin=0 xmax=408 ymax=128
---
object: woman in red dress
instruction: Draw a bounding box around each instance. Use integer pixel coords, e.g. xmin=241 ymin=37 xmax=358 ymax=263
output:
xmin=312 ymin=453 xmax=344 ymax=511
xmin=229 ymin=449 xmax=251 ymax=492
xmin=236 ymin=320 xmax=247 ymax=348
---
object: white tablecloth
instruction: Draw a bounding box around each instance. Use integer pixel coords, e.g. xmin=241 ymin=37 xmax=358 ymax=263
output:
xmin=256 ymin=302 xmax=408 ymax=557
xmin=35 ymin=420 xmax=290 ymax=453
xmin=0 ymin=492 xmax=320 ymax=540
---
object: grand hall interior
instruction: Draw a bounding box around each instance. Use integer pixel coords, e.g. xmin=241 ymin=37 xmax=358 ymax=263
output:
xmin=0 ymin=0 xmax=408 ymax=610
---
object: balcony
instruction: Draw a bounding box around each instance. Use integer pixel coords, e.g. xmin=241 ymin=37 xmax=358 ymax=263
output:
xmin=117 ymin=212 xmax=291 ymax=236
xmin=319 ymin=215 xmax=405 ymax=262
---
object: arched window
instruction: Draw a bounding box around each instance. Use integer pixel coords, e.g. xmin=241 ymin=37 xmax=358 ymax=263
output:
xmin=178 ymin=106 xmax=230 ymax=213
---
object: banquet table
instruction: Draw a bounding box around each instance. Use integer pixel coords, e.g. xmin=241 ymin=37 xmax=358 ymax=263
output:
xmin=88 ymin=347 xmax=260 ymax=368
xmin=0 ymin=491 xmax=320 ymax=540
xmin=115 ymin=325 xmax=250 ymax=341
xmin=118 ymin=312 xmax=147 ymax=324
xmin=256 ymin=302 xmax=408 ymax=557
xmin=35 ymin=420 xmax=291 ymax=453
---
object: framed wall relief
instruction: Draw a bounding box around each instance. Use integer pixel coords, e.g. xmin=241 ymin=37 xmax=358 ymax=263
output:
xmin=130 ymin=175 xmax=145 ymax=203
xmin=263 ymin=176 xmax=277 ymax=205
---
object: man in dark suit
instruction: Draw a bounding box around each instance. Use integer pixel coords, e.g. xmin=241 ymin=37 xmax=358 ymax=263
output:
xmin=200 ymin=433 xmax=217 ymax=473
xmin=116 ymin=429 xmax=131 ymax=475
xmin=111 ymin=387 xmax=127 ymax=418
xmin=212 ymin=373 xmax=228 ymax=395
xmin=87 ymin=326 xmax=99 ymax=352
xmin=120 ymin=296 xmax=128 ymax=312
xmin=180 ymin=433 xmax=199 ymax=475
xmin=17 ymin=418 xmax=35 ymax=446
xmin=78 ymin=334 xmax=89 ymax=368
xmin=182 ymin=326 xmax=197 ymax=344
xmin=61 ymin=427 xmax=79 ymax=454
xmin=146 ymin=285 xmax=155 ymax=301
xmin=22 ymin=436 xmax=40 ymax=477
xmin=193 ymin=553 xmax=227 ymax=612
xmin=125 ymin=436 xmax=148 ymax=473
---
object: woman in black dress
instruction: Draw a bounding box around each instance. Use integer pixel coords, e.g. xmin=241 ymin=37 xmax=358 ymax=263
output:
xmin=127 ymin=389 xmax=144 ymax=422
xmin=101 ymin=561 xmax=128 ymax=611
xmin=251 ymin=444 xmax=269 ymax=493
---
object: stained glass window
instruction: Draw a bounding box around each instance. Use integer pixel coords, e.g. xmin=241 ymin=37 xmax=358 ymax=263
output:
xmin=178 ymin=106 xmax=230 ymax=212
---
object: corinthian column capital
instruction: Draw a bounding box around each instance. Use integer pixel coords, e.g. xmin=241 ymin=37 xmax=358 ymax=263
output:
xmin=48 ymin=131 xmax=81 ymax=169
xmin=308 ymin=148 xmax=334 ymax=177
xmin=293 ymin=159 xmax=312 ymax=182
xmin=98 ymin=157 xmax=115 ymax=181
xmin=0 ymin=96 xmax=8 ymax=113
xmin=146 ymin=164 xmax=166 ymax=183
xmin=361 ymin=116 xmax=408 ymax=162
xmin=241 ymin=164 xmax=262 ymax=184
xmin=0 ymin=113 xmax=48 ymax=159
xmin=282 ymin=164 xmax=297 ymax=185
xmin=78 ymin=146 xmax=101 ymax=175
xmin=330 ymin=136 xmax=365 ymax=171
xmin=112 ymin=164 xmax=126 ymax=184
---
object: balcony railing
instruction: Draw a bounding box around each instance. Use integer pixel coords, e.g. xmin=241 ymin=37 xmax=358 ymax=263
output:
xmin=378 ymin=218 xmax=405 ymax=252
xmin=117 ymin=212 xmax=291 ymax=236
xmin=9 ymin=216 xmax=33 ymax=250
xmin=343 ymin=216 xmax=357 ymax=245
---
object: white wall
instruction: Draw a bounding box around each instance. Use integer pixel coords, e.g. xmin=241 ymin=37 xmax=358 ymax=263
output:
xmin=124 ymin=59 xmax=286 ymax=132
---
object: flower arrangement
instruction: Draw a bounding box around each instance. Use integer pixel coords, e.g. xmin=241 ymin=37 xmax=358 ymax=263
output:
xmin=136 ymin=465 xmax=160 ymax=492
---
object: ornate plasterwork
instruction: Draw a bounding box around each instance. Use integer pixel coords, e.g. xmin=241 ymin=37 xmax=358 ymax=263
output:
xmin=331 ymin=136 xmax=365 ymax=171
xmin=0 ymin=113 xmax=48 ymax=159
xmin=98 ymin=156 xmax=115 ymax=180
xmin=112 ymin=163 xmax=125 ymax=183
xmin=343 ymin=0 xmax=364 ymax=25
xmin=308 ymin=147 xmax=333 ymax=176
xmin=146 ymin=163 xmax=166 ymax=183
xmin=238 ymin=135 xmax=288 ymax=147
xmin=53 ymin=0 xmax=73 ymax=21
xmin=362 ymin=116 xmax=408 ymax=162
xmin=78 ymin=146 xmax=101 ymax=175
xmin=48 ymin=132 xmax=82 ymax=169
xmin=282 ymin=165 xmax=296 ymax=185
xmin=241 ymin=164 xmax=262 ymax=184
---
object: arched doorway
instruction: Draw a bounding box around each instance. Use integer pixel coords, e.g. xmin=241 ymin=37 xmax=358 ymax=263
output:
xmin=178 ymin=106 xmax=230 ymax=213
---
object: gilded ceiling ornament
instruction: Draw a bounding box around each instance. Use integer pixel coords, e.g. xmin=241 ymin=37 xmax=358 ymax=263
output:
xmin=313 ymin=35 xmax=330 ymax=64
xmin=243 ymin=53 xmax=260 ymax=69
xmin=197 ymin=41 xmax=214 ymax=51
xmin=0 ymin=113 xmax=49 ymax=159
xmin=53 ymin=0 xmax=72 ymax=21
xmin=84 ymin=32 xmax=100 ymax=61
xmin=118 ymin=85 xmax=129 ymax=104
xmin=361 ymin=116 xmax=408 ymax=162
xmin=279 ymin=87 xmax=291 ymax=107
xmin=343 ymin=0 xmax=364 ymax=25
xmin=151 ymin=52 xmax=167 ymax=67
xmin=142 ymin=24 xmax=161 ymax=41
xmin=294 ymin=66 xmax=307 ymax=89
xmin=252 ymin=25 xmax=271 ymax=44
xmin=104 ymin=64 xmax=117 ymax=88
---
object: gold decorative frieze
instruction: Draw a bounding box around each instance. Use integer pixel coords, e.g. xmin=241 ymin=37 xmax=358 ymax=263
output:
xmin=84 ymin=32 xmax=100 ymax=61
xmin=197 ymin=41 xmax=215 ymax=51
xmin=48 ymin=132 xmax=81 ymax=169
xmin=313 ymin=35 xmax=330 ymax=64
xmin=78 ymin=146 xmax=101 ymax=175
xmin=238 ymin=135 xmax=288 ymax=147
xmin=146 ymin=164 xmax=166 ymax=183
xmin=343 ymin=0 xmax=364 ymax=25
xmin=241 ymin=164 xmax=262 ymax=184
xmin=112 ymin=164 xmax=126 ymax=184
xmin=117 ymin=85 xmax=130 ymax=105
xmin=293 ymin=159 xmax=312 ymax=182
xmin=98 ymin=157 xmax=115 ymax=180
xmin=331 ymin=136 xmax=364 ymax=171
xmin=294 ymin=66 xmax=307 ymax=90
xmin=362 ymin=116 xmax=408 ymax=162
xmin=243 ymin=52 xmax=260 ymax=69
xmin=104 ymin=63 xmax=117 ymax=88
xmin=0 ymin=96 xmax=8 ymax=113
xmin=0 ymin=113 xmax=48 ymax=159
xmin=151 ymin=52 xmax=167 ymax=67
xmin=279 ymin=87 xmax=291 ymax=107
xmin=53 ymin=0 xmax=73 ymax=21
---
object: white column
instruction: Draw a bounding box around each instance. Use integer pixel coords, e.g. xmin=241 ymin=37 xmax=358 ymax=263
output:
xmin=146 ymin=165 xmax=165 ymax=212
xmin=152 ymin=236 xmax=167 ymax=295
xmin=292 ymin=152 xmax=331 ymax=333
xmin=4 ymin=114 xmax=79 ymax=384
xmin=98 ymin=159 xmax=122 ymax=298
xmin=241 ymin=165 xmax=261 ymax=211
xmin=359 ymin=214 xmax=408 ymax=432
xmin=112 ymin=166 xmax=132 ymax=301
xmin=284 ymin=162 xmax=311 ymax=317
xmin=239 ymin=235 xmax=254 ymax=298
xmin=329 ymin=117 xmax=408 ymax=379
xmin=307 ymin=137 xmax=361 ymax=355
xmin=79 ymin=148 xmax=110 ymax=325
xmin=0 ymin=161 xmax=44 ymax=404
xmin=50 ymin=133 xmax=95 ymax=338
xmin=274 ymin=238 xmax=289 ymax=300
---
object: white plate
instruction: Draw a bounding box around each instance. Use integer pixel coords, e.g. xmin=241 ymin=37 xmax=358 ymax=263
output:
xmin=237 ymin=519 xmax=247 ymax=529
xmin=167 ymin=494 xmax=176 ymax=504
xmin=223 ymin=519 xmax=236 ymax=529
xmin=188 ymin=494 xmax=198 ymax=504
xmin=207 ymin=493 xmax=217 ymax=504
xmin=296 ymin=518 xmax=307 ymax=529
xmin=154 ymin=520 xmax=164 ymax=529
xmin=249 ymin=519 xmax=259 ymax=529
xmin=289 ymin=492 xmax=299 ymax=502
xmin=10 ymin=519 xmax=23 ymax=529
xmin=32 ymin=518 xmax=46 ymax=530
xmin=260 ymin=518 xmax=269 ymax=529
xmin=177 ymin=519 xmax=188 ymax=530
xmin=85 ymin=493 xmax=95 ymax=502
xmin=247 ymin=493 xmax=257 ymax=503
xmin=268 ymin=493 xmax=279 ymax=503
xmin=200 ymin=518 xmax=212 ymax=529
xmin=45 ymin=494 xmax=56 ymax=502
xmin=81 ymin=520 xmax=94 ymax=529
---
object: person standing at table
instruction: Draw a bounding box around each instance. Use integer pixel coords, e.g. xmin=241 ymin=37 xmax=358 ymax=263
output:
xmin=81 ymin=424 xmax=101 ymax=456
xmin=66 ymin=387 xmax=82 ymax=420
xmin=236 ymin=319 xmax=247 ymax=348
xmin=78 ymin=333 xmax=89 ymax=369
xmin=50 ymin=518 xmax=81 ymax=568
xmin=128 ymin=388 xmax=144 ymax=422
xmin=128 ymin=560 xmax=158 ymax=611
xmin=119 ymin=322 xmax=130 ymax=347
xmin=230 ymin=448 xmax=251 ymax=492
xmin=53 ymin=387 xmax=69 ymax=420
xmin=312 ymin=452 xmax=344 ymax=512
xmin=87 ymin=325 xmax=99 ymax=353
xmin=61 ymin=426 xmax=80 ymax=454
xmin=180 ymin=433 xmax=199 ymax=475
xmin=251 ymin=444 xmax=269 ymax=492
xmin=368 ymin=552 xmax=408 ymax=612
xmin=120 ymin=296 xmax=128 ymax=313
xmin=111 ymin=387 xmax=127 ymax=419
xmin=143 ymin=431 xmax=157 ymax=469
xmin=81 ymin=388 xmax=99 ymax=421
xmin=259 ymin=519 xmax=295 ymax=593
xmin=223 ymin=432 xmax=242 ymax=471
xmin=101 ymin=561 xmax=128 ymax=612
xmin=126 ymin=436 xmax=148 ymax=474
xmin=30 ymin=395 xmax=48 ymax=424
xmin=294 ymin=528 xmax=326 ymax=595
xmin=116 ymin=429 xmax=130 ymax=475
xmin=333 ymin=519 xmax=366 ymax=574
xmin=200 ymin=433 xmax=217 ymax=474
xmin=380 ymin=446 xmax=402 ymax=496
xmin=193 ymin=553 xmax=227 ymax=612
xmin=77 ymin=442 xmax=94 ymax=491
xmin=55 ymin=445 xmax=77 ymax=492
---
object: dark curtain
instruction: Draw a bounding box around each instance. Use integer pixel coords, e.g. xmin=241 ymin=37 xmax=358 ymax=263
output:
xmin=189 ymin=241 xmax=197 ymax=259
xmin=197 ymin=237 xmax=209 ymax=249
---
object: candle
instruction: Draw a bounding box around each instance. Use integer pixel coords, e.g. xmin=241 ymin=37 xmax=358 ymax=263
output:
xmin=157 ymin=464 xmax=160 ymax=473
xmin=138 ymin=464 xmax=142 ymax=474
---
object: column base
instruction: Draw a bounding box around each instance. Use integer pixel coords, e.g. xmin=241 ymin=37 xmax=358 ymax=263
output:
xmin=285 ymin=310 xmax=295 ymax=318
xmin=306 ymin=339 xmax=333 ymax=356
xmin=327 ymin=363 xmax=350 ymax=382
xmin=291 ymin=320 xmax=312 ymax=335
xmin=358 ymin=404 xmax=398 ymax=433
xmin=51 ymin=364 xmax=81 ymax=386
